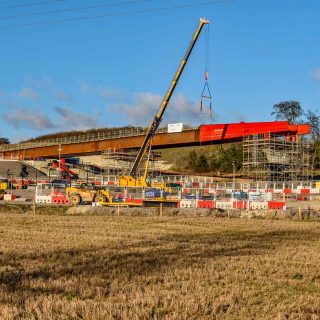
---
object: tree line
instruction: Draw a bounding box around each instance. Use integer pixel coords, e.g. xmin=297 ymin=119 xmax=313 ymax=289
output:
xmin=187 ymin=144 xmax=243 ymax=174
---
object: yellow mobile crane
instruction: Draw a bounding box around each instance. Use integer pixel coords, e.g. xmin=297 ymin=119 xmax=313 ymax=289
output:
xmin=119 ymin=18 xmax=209 ymax=188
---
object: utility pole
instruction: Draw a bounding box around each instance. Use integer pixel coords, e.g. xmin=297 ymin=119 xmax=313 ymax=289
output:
xmin=58 ymin=144 xmax=62 ymax=178
xmin=9 ymin=174 xmax=13 ymax=195
xmin=232 ymin=160 xmax=236 ymax=191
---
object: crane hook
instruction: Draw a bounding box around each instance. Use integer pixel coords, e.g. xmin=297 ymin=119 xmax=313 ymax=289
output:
xmin=200 ymin=70 xmax=213 ymax=121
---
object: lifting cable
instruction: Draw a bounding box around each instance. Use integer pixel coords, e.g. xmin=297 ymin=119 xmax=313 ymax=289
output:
xmin=200 ymin=22 xmax=213 ymax=121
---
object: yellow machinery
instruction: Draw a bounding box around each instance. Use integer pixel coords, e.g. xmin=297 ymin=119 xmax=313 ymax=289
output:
xmin=66 ymin=185 xmax=143 ymax=207
xmin=119 ymin=18 xmax=209 ymax=188
xmin=66 ymin=186 xmax=112 ymax=205
xmin=0 ymin=180 xmax=8 ymax=193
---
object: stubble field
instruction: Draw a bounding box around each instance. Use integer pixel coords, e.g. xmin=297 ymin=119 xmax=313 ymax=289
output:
xmin=0 ymin=212 xmax=319 ymax=319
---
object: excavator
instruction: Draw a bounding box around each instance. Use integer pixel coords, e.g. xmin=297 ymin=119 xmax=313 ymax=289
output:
xmin=119 ymin=18 xmax=209 ymax=188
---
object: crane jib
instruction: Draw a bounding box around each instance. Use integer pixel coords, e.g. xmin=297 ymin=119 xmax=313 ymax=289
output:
xmin=129 ymin=18 xmax=209 ymax=178
xmin=129 ymin=117 xmax=160 ymax=176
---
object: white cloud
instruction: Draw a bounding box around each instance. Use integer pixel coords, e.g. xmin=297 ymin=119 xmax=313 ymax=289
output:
xmin=23 ymin=77 xmax=74 ymax=103
xmin=4 ymin=106 xmax=99 ymax=132
xmin=113 ymin=92 xmax=205 ymax=126
xmin=78 ymin=80 xmax=91 ymax=94
xmin=168 ymin=93 xmax=202 ymax=123
xmin=115 ymin=92 xmax=161 ymax=125
xmin=4 ymin=108 xmax=54 ymax=130
xmin=24 ymin=76 xmax=53 ymax=88
xmin=54 ymin=107 xmax=99 ymax=130
xmin=311 ymin=68 xmax=320 ymax=81
xmin=54 ymin=90 xmax=73 ymax=103
xmin=98 ymin=86 xmax=122 ymax=101
xmin=19 ymin=87 xmax=40 ymax=100
xmin=78 ymin=80 xmax=121 ymax=100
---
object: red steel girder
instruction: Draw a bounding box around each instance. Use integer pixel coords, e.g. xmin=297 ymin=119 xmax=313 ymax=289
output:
xmin=2 ymin=121 xmax=310 ymax=159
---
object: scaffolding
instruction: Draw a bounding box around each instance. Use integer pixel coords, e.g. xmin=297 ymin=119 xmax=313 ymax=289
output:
xmin=243 ymin=134 xmax=311 ymax=183
xmin=101 ymin=148 xmax=162 ymax=177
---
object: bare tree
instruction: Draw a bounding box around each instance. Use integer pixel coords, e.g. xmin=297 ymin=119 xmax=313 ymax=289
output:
xmin=305 ymin=110 xmax=320 ymax=172
xmin=305 ymin=109 xmax=320 ymax=143
xmin=271 ymin=101 xmax=303 ymax=124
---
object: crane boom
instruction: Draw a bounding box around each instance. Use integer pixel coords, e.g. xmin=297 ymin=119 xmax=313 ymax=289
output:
xmin=129 ymin=18 xmax=209 ymax=177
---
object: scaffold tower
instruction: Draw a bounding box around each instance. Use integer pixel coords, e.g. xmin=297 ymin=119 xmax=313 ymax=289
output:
xmin=242 ymin=134 xmax=311 ymax=182
xmin=101 ymin=148 xmax=162 ymax=177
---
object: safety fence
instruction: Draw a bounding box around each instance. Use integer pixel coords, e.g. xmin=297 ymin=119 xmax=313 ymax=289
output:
xmin=30 ymin=183 xmax=320 ymax=210
xmin=68 ymin=175 xmax=318 ymax=192
xmin=35 ymin=183 xmax=69 ymax=204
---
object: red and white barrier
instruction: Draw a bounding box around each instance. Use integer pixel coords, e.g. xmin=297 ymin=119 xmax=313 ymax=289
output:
xmin=4 ymin=194 xmax=17 ymax=201
xmin=35 ymin=194 xmax=69 ymax=205
xmin=300 ymin=189 xmax=310 ymax=195
xmin=197 ymin=200 xmax=215 ymax=209
xmin=125 ymin=198 xmax=143 ymax=205
xmin=179 ymin=199 xmax=197 ymax=208
xmin=51 ymin=195 xmax=69 ymax=205
xmin=216 ymin=201 xmax=233 ymax=210
xmin=268 ymin=201 xmax=285 ymax=210
xmin=35 ymin=195 xmax=52 ymax=204
xmin=250 ymin=201 xmax=268 ymax=210
xmin=233 ymin=200 xmax=247 ymax=209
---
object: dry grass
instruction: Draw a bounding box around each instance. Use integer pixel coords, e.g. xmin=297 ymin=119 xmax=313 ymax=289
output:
xmin=0 ymin=213 xmax=319 ymax=319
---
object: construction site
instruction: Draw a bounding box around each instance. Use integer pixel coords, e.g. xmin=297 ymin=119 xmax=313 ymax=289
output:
xmin=0 ymin=118 xmax=316 ymax=210
xmin=0 ymin=17 xmax=317 ymax=211
xmin=1 ymin=1 xmax=320 ymax=318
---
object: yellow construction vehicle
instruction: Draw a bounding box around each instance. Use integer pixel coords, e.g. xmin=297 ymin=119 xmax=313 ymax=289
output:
xmin=66 ymin=185 xmax=143 ymax=207
xmin=66 ymin=185 xmax=112 ymax=205
xmin=119 ymin=18 xmax=209 ymax=188
xmin=0 ymin=180 xmax=8 ymax=193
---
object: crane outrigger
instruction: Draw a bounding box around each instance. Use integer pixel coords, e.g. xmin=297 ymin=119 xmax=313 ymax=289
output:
xmin=119 ymin=18 xmax=209 ymax=187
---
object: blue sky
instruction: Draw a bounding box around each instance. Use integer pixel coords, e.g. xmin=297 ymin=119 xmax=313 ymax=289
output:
xmin=0 ymin=0 xmax=319 ymax=142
